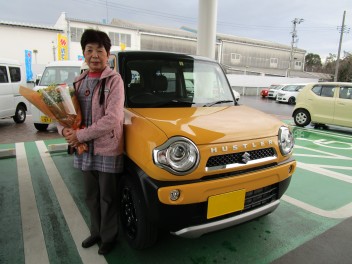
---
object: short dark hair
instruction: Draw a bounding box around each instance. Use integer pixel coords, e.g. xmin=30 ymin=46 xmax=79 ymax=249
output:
xmin=80 ymin=29 xmax=111 ymax=53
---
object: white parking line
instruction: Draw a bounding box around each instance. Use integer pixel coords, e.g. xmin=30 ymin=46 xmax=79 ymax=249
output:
xmin=284 ymin=141 xmax=352 ymax=218
xmin=16 ymin=142 xmax=49 ymax=264
xmin=35 ymin=141 xmax=107 ymax=264
xmin=294 ymin=145 xmax=352 ymax=159
xmin=282 ymin=195 xmax=352 ymax=219
xmin=297 ymin=161 xmax=352 ymax=184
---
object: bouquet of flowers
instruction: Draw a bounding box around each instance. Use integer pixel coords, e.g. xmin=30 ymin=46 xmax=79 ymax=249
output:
xmin=20 ymin=84 xmax=88 ymax=154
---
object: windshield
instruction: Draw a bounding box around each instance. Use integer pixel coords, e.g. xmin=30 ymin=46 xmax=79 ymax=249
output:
xmin=123 ymin=58 xmax=234 ymax=108
xmin=39 ymin=66 xmax=80 ymax=87
xmin=282 ymin=85 xmax=304 ymax=92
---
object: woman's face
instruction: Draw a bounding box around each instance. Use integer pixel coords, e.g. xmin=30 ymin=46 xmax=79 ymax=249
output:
xmin=83 ymin=43 xmax=110 ymax=72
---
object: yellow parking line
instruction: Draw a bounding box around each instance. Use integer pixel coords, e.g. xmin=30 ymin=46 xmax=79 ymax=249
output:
xmin=35 ymin=141 xmax=107 ymax=264
xmin=16 ymin=142 xmax=49 ymax=264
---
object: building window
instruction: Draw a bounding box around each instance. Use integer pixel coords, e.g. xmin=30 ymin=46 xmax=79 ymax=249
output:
xmin=270 ymin=58 xmax=278 ymax=68
xmin=70 ymin=27 xmax=84 ymax=42
xmin=230 ymin=53 xmax=241 ymax=64
xmin=109 ymin=32 xmax=132 ymax=48
xmin=109 ymin=32 xmax=120 ymax=46
xmin=120 ymin=33 xmax=131 ymax=47
xmin=294 ymin=61 xmax=302 ymax=70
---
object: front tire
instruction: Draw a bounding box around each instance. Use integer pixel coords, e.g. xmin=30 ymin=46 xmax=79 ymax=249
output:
xmin=288 ymin=97 xmax=296 ymax=105
xmin=293 ymin=109 xmax=311 ymax=127
xmin=119 ymin=174 xmax=158 ymax=249
xmin=34 ymin=123 xmax=49 ymax=131
xmin=13 ymin=105 xmax=26 ymax=123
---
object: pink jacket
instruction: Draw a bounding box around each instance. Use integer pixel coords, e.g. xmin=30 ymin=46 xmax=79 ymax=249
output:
xmin=57 ymin=66 xmax=124 ymax=156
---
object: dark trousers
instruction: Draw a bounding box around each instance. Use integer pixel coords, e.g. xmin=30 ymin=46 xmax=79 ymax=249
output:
xmin=82 ymin=170 xmax=118 ymax=243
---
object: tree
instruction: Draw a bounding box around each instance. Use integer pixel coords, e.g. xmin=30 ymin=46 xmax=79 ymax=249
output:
xmin=337 ymin=53 xmax=352 ymax=82
xmin=305 ymin=53 xmax=322 ymax=72
xmin=322 ymin=53 xmax=336 ymax=74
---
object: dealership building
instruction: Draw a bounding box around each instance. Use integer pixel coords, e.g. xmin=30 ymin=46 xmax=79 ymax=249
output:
xmin=0 ymin=12 xmax=330 ymax=81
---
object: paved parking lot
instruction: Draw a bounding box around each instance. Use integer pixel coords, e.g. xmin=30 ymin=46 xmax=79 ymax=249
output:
xmin=1 ymin=96 xmax=351 ymax=264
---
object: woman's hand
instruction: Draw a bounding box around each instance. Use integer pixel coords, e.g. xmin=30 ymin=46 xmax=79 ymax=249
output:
xmin=63 ymin=128 xmax=80 ymax=147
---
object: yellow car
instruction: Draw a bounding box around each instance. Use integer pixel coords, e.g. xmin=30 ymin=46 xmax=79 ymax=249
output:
xmin=111 ymin=51 xmax=296 ymax=249
xmin=293 ymin=82 xmax=352 ymax=128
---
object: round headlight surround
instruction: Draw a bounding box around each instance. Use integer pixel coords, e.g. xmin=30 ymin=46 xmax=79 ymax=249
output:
xmin=153 ymin=137 xmax=200 ymax=175
xmin=278 ymin=126 xmax=294 ymax=156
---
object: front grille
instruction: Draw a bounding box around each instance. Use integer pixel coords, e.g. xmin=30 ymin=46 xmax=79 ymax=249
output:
xmin=244 ymin=184 xmax=278 ymax=211
xmin=206 ymin=148 xmax=275 ymax=168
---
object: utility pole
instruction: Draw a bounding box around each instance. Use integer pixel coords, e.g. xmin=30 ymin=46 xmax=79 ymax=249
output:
xmin=106 ymin=0 xmax=109 ymax=23
xmin=52 ymin=41 xmax=56 ymax=61
xmin=334 ymin=11 xmax=348 ymax=82
xmin=287 ymin=18 xmax=304 ymax=77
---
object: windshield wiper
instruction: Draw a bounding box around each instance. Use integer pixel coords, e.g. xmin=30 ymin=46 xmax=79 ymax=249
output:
xmin=203 ymin=100 xmax=233 ymax=107
xmin=154 ymin=99 xmax=195 ymax=107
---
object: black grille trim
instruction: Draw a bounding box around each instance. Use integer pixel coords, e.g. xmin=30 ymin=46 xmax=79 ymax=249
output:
xmin=204 ymin=183 xmax=279 ymax=223
xmin=206 ymin=147 xmax=276 ymax=168
xmin=244 ymin=184 xmax=278 ymax=211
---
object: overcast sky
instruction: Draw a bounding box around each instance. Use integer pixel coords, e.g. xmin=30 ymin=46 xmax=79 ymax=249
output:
xmin=1 ymin=0 xmax=351 ymax=60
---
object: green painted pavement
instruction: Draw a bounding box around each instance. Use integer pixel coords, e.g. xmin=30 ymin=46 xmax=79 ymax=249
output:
xmin=1 ymin=125 xmax=351 ymax=263
xmin=286 ymin=167 xmax=352 ymax=210
xmin=0 ymin=151 xmax=24 ymax=264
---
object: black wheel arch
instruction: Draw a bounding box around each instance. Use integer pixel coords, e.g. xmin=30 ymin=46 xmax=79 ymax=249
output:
xmin=123 ymin=157 xmax=162 ymax=223
xmin=17 ymin=102 xmax=28 ymax=112
xmin=292 ymin=107 xmax=310 ymax=118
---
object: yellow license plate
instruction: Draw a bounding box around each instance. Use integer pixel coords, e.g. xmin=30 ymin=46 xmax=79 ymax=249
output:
xmin=207 ymin=189 xmax=246 ymax=219
xmin=40 ymin=116 xmax=52 ymax=123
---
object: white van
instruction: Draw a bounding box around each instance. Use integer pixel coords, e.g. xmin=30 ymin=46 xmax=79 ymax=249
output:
xmin=32 ymin=60 xmax=83 ymax=131
xmin=0 ymin=58 xmax=28 ymax=123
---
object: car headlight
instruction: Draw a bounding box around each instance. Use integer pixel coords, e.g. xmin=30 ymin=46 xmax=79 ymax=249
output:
xmin=153 ymin=137 xmax=200 ymax=175
xmin=278 ymin=126 xmax=294 ymax=156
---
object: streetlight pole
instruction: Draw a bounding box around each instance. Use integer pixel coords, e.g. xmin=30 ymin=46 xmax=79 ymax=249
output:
xmin=334 ymin=11 xmax=347 ymax=82
xmin=287 ymin=18 xmax=304 ymax=77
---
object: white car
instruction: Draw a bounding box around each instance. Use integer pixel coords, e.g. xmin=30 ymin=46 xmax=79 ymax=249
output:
xmin=267 ymin=84 xmax=285 ymax=99
xmin=276 ymin=84 xmax=306 ymax=105
xmin=32 ymin=60 xmax=83 ymax=131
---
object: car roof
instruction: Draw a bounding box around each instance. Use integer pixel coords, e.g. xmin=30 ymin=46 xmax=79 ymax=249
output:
xmin=113 ymin=50 xmax=216 ymax=63
xmin=0 ymin=58 xmax=22 ymax=66
xmin=306 ymin=82 xmax=352 ymax=86
xmin=46 ymin=60 xmax=83 ymax=67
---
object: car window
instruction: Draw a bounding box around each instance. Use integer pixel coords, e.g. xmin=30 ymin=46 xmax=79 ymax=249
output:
xmin=40 ymin=67 xmax=80 ymax=86
xmin=321 ymin=86 xmax=335 ymax=98
xmin=295 ymin=85 xmax=304 ymax=91
xmin=339 ymin=87 xmax=352 ymax=100
xmin=312 ymin=85 xmax=322 ymax=95
xmin=282 ymin=85 xmax=298 ymax=91
xmin=125 ymin=58 xmax=233 ymax=108
xmin=312 ymin=85 xmax=335 ymax=97
xmin=0 ymin=66 xmax=8 ymax=83
xmin=9 ymin=67 xmax=21 ymax=82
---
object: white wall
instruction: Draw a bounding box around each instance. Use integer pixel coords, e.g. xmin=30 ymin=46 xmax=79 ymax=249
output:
xmin=1 ymin=17 xmax=140 ymax=80
xmin=0 ymin=27 xmax=59 ymax=65
xmin=226 ymin=74 xmax=319 ymax=96
xmin=65 ymin=20 xmax=141 ymax=61
xmin=227 ymin=74 xmax=318 ymax=88
xmin=0 ymin=26 xmax=61 ymax=78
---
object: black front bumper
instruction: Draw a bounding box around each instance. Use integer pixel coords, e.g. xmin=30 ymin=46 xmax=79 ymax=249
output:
xmin=128 ymin=158 xmax=292 ymax=236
